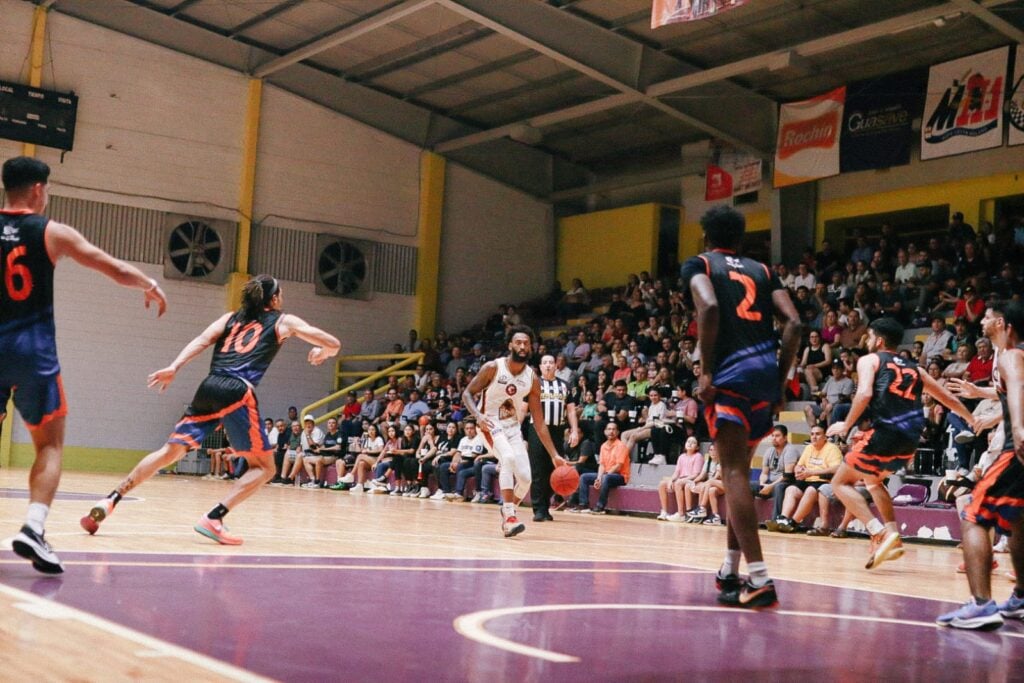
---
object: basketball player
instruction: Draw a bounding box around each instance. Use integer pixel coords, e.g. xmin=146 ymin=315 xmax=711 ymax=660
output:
xmin=827 ymin=317 xmax=975 ymax=570
xmin=81 ymin=274 xmax=339 ymax=544
xmin=937 ymin=303 xmax=1024 ymax=629
xmin=462 ymin=326 xmax=566 ymax=537
xmin=1 ymin=156 xmax=168 ymax=573
xmin=681 ymin=206 xmax=801 ymax=608
xmin=528 ymin=354 xmax=580 ymax=522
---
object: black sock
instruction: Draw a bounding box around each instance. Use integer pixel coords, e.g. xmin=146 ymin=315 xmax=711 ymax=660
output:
xmin=107 ymin=491 xmax=123 ymax=507
xmin=1014 ymin=587 xmax=1024 ymax=600
xmin=207 ymin=503 xmax=230 ymax=520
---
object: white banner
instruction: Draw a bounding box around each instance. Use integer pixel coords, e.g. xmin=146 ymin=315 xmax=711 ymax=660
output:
xmin=773 ymin=86 xmax=844 ymax=188
xmin=1009 ymin=45 xmax=1024 ymax=147
xmin=921 ymin=46 xmax=1008 ymax=160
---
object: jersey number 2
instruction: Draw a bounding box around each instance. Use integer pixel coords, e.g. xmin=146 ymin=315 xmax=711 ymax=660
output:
xmin=728 ymin=271 xmax=761 ymax=321
xmin=3 ymin=246 xmax=33 ymax=301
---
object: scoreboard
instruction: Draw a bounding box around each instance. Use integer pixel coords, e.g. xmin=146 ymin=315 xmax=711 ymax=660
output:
xmin=0 ymin=79 xmax=77 ymax=151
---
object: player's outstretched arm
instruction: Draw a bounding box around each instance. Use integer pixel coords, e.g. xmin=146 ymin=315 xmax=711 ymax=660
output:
xmin=920 ymin=371 xmax=975 ymax=426
xmin=45 ymin=221 xmax=167 ymax=316
xmin=148 ymin=312 xmax=232 ymax=391
xmin=278 ymin=314 xmax=340 ymax=366
xmin=997 ymin=350 xmax=1024 ymax=464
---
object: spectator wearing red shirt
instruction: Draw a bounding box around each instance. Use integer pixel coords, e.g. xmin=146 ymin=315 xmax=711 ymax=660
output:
xmin=965 ymin=337 xmax=994 ymax=386
xmin=953 ymin=285 xmax=984 ymax=329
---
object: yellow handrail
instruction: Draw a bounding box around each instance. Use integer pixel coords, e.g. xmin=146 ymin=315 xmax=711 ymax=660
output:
xmin=300 ymin=352 xmax=424 ymax=425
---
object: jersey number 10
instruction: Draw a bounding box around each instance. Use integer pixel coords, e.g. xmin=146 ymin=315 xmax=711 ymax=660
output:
xmin=221 ymin=321 xmax=264 ymax=354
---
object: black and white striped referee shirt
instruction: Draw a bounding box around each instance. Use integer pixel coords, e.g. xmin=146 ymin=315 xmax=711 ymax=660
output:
xmin=533 ymin=376 xmax=571 ymax=427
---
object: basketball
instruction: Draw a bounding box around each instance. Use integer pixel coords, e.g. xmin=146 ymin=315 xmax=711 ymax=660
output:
xmin=550 ymin=465 xmax=580 ymax=497
xmin=418 ymin=415 xmax=431 ymax=427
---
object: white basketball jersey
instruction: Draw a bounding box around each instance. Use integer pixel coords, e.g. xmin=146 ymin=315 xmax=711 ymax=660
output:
xmin=480 ymin=357 xmax=535 ymax=425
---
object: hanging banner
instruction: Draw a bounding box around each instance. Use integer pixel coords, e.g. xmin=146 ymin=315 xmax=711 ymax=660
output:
xmin=921 ymin=46 xmax=1008 ymax=160
xmin=840 ymin=69 xmax=926 ymax=173
xmin=651 ymin=0 xmax=747 ymax=29
xmin=773 ymin=86 xmax=845 ymax=188
xmin=733 ymin=157 xmax=762 ymax=195
xmin=1009 ymin=45 xmax=1024 ymax=147
xmin=705 ymin=164 xmax=733 ymax=201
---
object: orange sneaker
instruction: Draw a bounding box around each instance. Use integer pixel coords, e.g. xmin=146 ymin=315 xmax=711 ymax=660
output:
xmin=80 ymin=499 xmax=114 ymax=535
xmin=956 ymin=559 xmax=998 ymax=573
xmin=866 ymin=530 xmax=904 ymax=569
xmin=194 ymin=516 xmax=243 ymax=545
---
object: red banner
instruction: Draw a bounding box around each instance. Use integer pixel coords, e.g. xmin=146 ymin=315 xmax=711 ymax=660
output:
xmin=651 ymin=0 xmax=748 ymax=29
xmin=705 ymin=165 xmax=733 ymax=201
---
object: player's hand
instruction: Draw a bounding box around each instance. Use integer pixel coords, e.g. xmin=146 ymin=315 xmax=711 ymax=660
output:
xmin=695 ymin=374 xmax=716 ymax=404
xmin=551 ymin=454 xmax=567 ymax=468
xmin=308 ymin=347 xmax=331 ymax=366
xmin=144 ymin=284 xmax=168 ymax=317
xmin=947 ymin=377 xmax=976 ymax=397
xmin=568 ymin=429 xmax=581 ymax=448
xmin=147 ymin=366 xmax=177 ymax=392
xmin=480 ymin=417 xmax=498 ymax=433
xmin=826 ymin=421 xmax=846 ymax=438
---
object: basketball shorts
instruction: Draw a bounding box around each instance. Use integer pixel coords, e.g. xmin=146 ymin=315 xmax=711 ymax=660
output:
xmin=962 ymin=449 xmax=1024 ymax=535
xmin=168 ymin=374 xmax=271 ymax=455
xmin=703 ymin=387 xmax=772 ymax=446
xmin=0 ymin=319 xmax=66 ymax=428
xmin=844 ymin=428 xmax=915 ymax=478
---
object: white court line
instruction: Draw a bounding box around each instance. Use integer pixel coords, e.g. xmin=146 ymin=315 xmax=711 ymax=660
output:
xmin=0 ymin=582 xmax=271 ymax=682
xmin=454 ymin=603 xmax=1024 ymax=663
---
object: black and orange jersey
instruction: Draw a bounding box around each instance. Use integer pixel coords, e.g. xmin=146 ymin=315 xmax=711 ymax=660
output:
xmin=0 ymin=212 xmax=54 ymax=333
xmin=998 ymin=345 xmax=1024 ymax=444
xmin=209 ymin=309 xmax=284 ymax=386
xmin=868 ymin=351 xmax=925 ymax=435
xmin=681 ymin=248 xmax=782 ymax=401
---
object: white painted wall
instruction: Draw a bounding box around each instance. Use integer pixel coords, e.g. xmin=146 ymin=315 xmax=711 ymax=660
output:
xmin=255 ymin=86 xmax=421 ymax=246
xmin=438 ymin=163 xmax=554 ymax=334
xmin=1 ymin=3 xmax=417 ymax=452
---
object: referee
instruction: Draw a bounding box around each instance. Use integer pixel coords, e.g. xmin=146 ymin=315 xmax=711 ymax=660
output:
xmin=528 ymin=354 xmax=580 ymax=521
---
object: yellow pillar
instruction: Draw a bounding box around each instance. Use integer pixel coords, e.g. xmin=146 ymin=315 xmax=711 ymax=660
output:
xmin=415 ymin=151 xmax=445 ymax=339
xmin=0 ymin=397 xmax=13 ymax=469
xmin=227 ymin=78 xmax=263 ymax=309
xmin=21 ymin=4 xmax=49 ymax=158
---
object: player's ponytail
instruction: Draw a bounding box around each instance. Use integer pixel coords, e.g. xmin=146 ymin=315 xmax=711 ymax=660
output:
xmin=239 ymin=275 xmax=279 ymax=321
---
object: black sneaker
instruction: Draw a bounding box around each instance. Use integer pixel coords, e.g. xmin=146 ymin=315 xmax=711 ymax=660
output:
xmin=715 ymin=571 xmax=742 ymax=593
xmin=719 ymin=578 xmax=779 ymax=609
xmin=533 ymin=512 xmax=547 ymax=522
xmin=12 ymin=525 xmax=64 ymax=574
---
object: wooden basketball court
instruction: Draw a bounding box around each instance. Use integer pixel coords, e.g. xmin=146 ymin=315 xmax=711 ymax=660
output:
xmin=1 ymin=470 xmax=1019 ymax=681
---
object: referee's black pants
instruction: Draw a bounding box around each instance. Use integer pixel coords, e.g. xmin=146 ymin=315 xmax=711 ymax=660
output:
xmin=528 ymin=423 xmax=565 ymax=516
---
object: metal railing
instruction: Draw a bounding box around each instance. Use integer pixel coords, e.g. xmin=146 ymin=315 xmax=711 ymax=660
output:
xmin=300 ymin=352 xmax=424 ymax=425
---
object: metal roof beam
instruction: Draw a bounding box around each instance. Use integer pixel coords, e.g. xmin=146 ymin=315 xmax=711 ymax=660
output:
xmin=228 ymin=0 xmax=304 ymax=38
xmin=437 ymin=0 xmax=772 ymax=155
xmin=252 ymin=0 xmax=435 ymax=78
xmin=949 ymin=0 xmax=1024 ymax=44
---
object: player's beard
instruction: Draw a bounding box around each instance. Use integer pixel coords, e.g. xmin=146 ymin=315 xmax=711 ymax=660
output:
xmin=511 ymin=349 xmax=530 ymax=363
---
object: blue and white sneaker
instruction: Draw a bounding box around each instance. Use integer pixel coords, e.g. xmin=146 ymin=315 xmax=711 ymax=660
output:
xmin=997 ymin=592 xmax=1024 ymax=620
xmin=936 ymin=599 xmax=1004 ymax=630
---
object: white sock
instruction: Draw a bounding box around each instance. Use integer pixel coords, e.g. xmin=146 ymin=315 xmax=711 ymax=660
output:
xmin=26 ymin=502 xmax=49 ymax=535
xmin=502 ymin=503 xmax=517 ymax=518
xmin=866 ymin=518 xmax=885 ymax=536
xmin=747 ymin=561 xmax=769 ymax=587
xmin=720 ymin=549 xmax=741 ymax=576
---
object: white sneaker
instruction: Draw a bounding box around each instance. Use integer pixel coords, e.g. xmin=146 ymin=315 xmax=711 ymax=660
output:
xmin=994 ymin=536 xmax=1010 ymax=553
xmin=657 ymin=511 xmax=670 ymax=521
xmin=350 ymin=484 xmax=363 ymax=494
xmin=954 ymin=430 xmax=975 ymax=445
xmin=372 ymin=483 xmax=389 ymax=494
xmin=430 ymin=489 xmax=447 ymax=500
xmin=301 ymin=481 xmax=319 ymax=489
xmin=340 ymin=473 xmax=355 ymax=484
xmin=667 ymin=512 xmax=685 ymax=522
xmin=649 ymin=454 xmax=667 ymax=466
xmin=418 ymin=487 xmax=432 ymax=498
xmin=471 ymin=492 xmax=483 ymax=503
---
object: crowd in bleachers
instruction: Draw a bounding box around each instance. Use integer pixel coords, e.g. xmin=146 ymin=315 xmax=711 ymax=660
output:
xmin=208 ymin=209 xmax=1024 ymax=534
